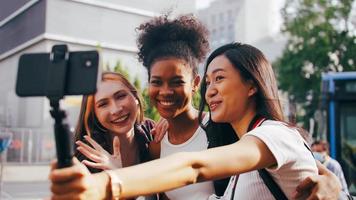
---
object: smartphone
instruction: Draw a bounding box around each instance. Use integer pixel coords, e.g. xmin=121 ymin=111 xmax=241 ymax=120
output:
xmin=16 ymin=50 xmax=99 ymax=97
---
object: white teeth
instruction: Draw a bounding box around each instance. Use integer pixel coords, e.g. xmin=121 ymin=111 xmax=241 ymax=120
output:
xmin=160 ymin=101 xmax=174 ymax=106
xmin=112 ymin=115 xmax=128 ymax=123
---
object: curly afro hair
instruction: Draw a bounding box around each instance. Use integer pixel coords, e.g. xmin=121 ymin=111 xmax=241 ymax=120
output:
xmin=136 ymin=14 xmax=209 ymax=77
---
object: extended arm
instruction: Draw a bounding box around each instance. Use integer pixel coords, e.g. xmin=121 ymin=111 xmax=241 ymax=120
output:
xmin=50 ymin=136 xmax=275 ymax=199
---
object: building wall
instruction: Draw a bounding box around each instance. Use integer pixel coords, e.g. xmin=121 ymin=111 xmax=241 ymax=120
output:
xmin=99 ymin=0 xmax=195 ymax=15
xmin=0 ymin=0 xmax=46 ymax=56
xmin=243 ymin=0 xmax=276 ymax=43
xmin=198 ymin=0 xmax=284 ymax=53
xmin=0 ymin=0 xmax=31 ymax=21
xmin=0 ymin=0 xmax=196 ymax=163
xmin=0 ymin=42 xmax=51 ymax=128
xmin=198 ymin=0 xmax=243 ymax=50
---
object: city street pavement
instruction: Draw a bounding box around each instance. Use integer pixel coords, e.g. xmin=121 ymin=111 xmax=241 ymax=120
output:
xmin=1 ymin=165 xmax=51 ymax=200
xmin=2 ymin=181 xmax=50 ymax=200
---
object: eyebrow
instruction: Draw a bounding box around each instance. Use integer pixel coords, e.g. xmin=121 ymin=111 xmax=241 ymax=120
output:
xmin=150 ymin=75 xmax=184 ymax=80
xmin=95 ymin=90 xmax=126 ymax=105
xmin=211 ymin=68 xmax=226 ymax=74
xmin=206 ymin=68 xmax=226 ymax=78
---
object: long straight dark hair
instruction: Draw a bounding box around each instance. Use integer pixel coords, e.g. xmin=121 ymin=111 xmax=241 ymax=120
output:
xmin=199 ymin=43 xmax=309 ymax=144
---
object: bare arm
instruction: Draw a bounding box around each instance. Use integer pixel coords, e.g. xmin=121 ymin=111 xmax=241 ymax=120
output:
xmin=50 ymin=136 xmax=276 ymax=199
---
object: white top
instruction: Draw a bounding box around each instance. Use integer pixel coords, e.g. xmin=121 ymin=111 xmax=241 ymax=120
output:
xmin=210 ymin=120 xmax=318 ymax=200
xmin=160 ymin=115 xmax=214 ymax=200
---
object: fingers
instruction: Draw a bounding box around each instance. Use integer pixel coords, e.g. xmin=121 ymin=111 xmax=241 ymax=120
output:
xmin=113 ymin=136 xmax=121 ymax=157
xmin=76 ymin=140 xmax=101 ymax=156
xmin=156 ymin=123 xmax=168 ymax=142
xmin=84 ymin=136 xmax=105 ymax=151
xmin=152 ymin=118 xmax=168 ymax=143
xmin=77 ymin=145 xmax=102 ymax=163
xmin=51 ymin=176 xmax=84 ymax=195
xmin=82 ymin=160 xmax=106 ymax=170
xmin=304 ymin=183 xmax=324 ymax=200
xmin=315 ymin=160 xmax=328 ymax=175
xmin=49 ymin=162 xmax=85 ymax=183
xmin=294 ymin=176 xmax=316 ymax=199
xmin=50 ymin=158 xmax=91 ymax=196
xmin=50 ymin=159 xmax=58 ymax=170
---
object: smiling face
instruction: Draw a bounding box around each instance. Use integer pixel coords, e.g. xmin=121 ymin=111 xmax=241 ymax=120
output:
xmin=94 ymin=80 xmax=139 ymax=136
xmin=205 ymin=55 xmax=257 ymax=124
xmin=148 ymin=58 xmax=200 ymax=119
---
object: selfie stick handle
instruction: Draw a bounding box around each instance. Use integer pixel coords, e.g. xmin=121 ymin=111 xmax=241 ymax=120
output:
xmin=50 ymin=100 xmax=73 ymax=168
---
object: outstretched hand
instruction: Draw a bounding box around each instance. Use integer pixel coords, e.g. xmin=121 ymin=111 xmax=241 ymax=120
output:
xmin=50 ymin=158 xmax=108 ymax=200
xmin=151 ymin=118 xmax=169 ymax=143
xmin=76 ymin=135 xmax=122 ymax=170
xmin=293 ymin=161 xmax=341 ymax=200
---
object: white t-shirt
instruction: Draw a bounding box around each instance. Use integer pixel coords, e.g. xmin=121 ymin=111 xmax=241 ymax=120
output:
xmin=160 ymin=115 xmax=214 ymax=200
xmin=210 ymin=120 xmax=318 ymax=200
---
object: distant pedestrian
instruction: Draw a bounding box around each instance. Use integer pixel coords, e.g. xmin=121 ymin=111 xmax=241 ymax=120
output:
xmin=312 ymin=140 xmax=349 ymax=193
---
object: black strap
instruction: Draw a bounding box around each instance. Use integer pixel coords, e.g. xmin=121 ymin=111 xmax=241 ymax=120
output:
xmin=227 ymin=115 xmax=289 ymax=200
xmin=258 ymin=169 xmax=288 ymax=200
xmin=229 ymin=176 xmax=238 ymax=200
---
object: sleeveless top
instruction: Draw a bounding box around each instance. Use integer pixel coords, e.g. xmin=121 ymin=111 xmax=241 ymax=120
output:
xmin=160 ymin=115 xmax=214 ymax=200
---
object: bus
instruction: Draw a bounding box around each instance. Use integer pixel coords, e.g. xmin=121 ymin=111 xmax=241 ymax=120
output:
xmin=321 ymin=71 xmax=356 ymax=194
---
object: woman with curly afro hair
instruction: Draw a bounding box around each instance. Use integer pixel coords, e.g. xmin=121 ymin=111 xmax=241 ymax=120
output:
xmin=135 ymin=14 xmax=220 ymax=200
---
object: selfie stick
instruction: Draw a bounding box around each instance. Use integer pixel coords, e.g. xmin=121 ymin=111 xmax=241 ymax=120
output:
xmin=48 ymin=45 xmax=73 ymax=168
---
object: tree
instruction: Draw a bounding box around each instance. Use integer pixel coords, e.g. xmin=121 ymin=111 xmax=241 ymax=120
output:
xmin=113 ymin=61 xmax=130 ymax=79
xmin=274 ymin=0 xmax=356 ymax=126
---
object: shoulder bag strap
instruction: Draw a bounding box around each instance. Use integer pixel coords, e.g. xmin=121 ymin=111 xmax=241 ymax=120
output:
xmin=257 ymin=169 xmax=288 ymax=200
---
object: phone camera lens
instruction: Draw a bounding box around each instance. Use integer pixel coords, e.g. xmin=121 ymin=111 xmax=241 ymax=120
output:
xmin=85 ymin=60 xmax=92 ymax=67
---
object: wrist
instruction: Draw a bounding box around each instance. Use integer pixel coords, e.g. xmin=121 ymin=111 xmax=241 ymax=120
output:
xmin=105 ymin=170 xmax=122 ymax=200
xmin=93 ymin=172 xmax=112 ymax=200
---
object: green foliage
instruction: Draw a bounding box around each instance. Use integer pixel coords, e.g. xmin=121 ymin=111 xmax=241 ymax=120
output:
xmin=133 ymin=76 xmax=142 ymax=91
xmin=142 ymin=88 xmax=161 ymax=121
xmin=192 ymin=89 xmax=202 ymax=109
xmin=274 ymin=0 xmax=356 ymax=126
xmin=113 ymin=61 xmax=130 ymax=80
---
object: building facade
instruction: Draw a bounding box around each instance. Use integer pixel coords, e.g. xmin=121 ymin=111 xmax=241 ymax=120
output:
xmin=197 ymin=0 xmax=286 ymax=61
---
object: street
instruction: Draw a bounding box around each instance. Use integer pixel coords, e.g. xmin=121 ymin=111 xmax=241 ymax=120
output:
xmin=2 ymin=181 xmax=50 ymax=200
